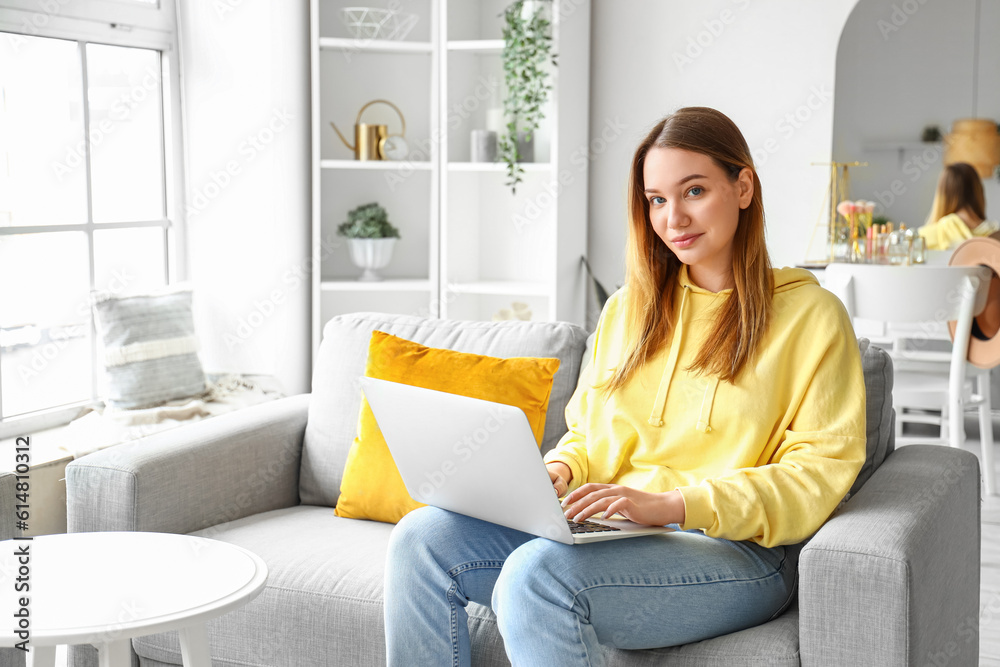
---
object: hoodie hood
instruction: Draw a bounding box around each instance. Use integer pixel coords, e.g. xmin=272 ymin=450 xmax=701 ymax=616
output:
xmin=675 ymin=265 xmax=819 ymax=294
xmin=773 ymin=266 xmax=820 ymax=293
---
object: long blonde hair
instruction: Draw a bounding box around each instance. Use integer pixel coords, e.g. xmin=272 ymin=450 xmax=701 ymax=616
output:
xmin=602 ymin=107 xmax=773 ymax=394
xmin=927 ymin=162 xmax=986 ymax=225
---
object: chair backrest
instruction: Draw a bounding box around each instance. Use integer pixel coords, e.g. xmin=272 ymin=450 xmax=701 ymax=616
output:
xmin=825 ymin=264 xmax=991 ymax=450
xmin=825 ymin=264 xmax=990 ymax=370
xmin=824 ymin=264 xmax=991 ymax=324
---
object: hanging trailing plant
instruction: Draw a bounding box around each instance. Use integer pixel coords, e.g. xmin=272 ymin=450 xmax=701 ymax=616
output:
xmin=499 ymin=0 xmax=557 ymax=194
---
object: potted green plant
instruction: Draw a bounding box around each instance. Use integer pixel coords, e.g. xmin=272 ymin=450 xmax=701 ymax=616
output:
xmin=337 ymin=202 xmax=401 ymax=281
xmin=498 ymin=0 xmax=556 ymax=194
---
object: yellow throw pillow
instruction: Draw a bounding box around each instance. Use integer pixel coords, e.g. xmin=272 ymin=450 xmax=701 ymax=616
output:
xmin=334 ymin=331 xmax=561 ymax=524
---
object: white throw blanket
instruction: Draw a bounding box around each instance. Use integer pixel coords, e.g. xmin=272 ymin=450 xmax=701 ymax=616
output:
xmin=65 ymin=374 xmax=285 ymax=458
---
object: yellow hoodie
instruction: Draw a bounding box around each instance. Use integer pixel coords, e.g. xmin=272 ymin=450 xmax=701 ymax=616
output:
xmin=917 ymin=213 xmax=1000 ymax=250
xmin=543 ymin=265 xmax=867 ymax=548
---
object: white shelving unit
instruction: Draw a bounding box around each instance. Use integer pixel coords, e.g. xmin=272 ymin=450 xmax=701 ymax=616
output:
xmin=310 ymin=0 xmax=590 ymax=356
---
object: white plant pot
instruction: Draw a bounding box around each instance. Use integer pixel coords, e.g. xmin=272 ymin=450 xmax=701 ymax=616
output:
xmin=347 ymin=238 xmax=397 ymax=281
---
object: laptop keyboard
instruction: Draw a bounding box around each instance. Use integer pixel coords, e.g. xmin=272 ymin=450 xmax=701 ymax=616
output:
xmin=567 ymin=519 xmax=621 ymax=534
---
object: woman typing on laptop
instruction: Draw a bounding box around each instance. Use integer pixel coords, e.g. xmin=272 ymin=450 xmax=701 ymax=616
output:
xmin=384 ymin=107 xmax=866 ymax=665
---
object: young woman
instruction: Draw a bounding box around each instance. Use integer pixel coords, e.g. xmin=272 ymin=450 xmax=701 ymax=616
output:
xmin=918 ymin=161 xmax=998 ymax=250
xmin=384 ymin=107 xmax=866 ymax=666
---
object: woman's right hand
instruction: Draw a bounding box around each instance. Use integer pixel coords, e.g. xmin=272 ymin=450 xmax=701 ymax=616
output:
xmin=546 ymin=462 xmax=572 ymax=498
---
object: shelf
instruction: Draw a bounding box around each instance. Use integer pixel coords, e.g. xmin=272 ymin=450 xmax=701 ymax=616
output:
xmin=447 ymin=40 xmax=504 ymax=54
xmin=320 ymin=159 xmax=433 ymax=170
xmin=318 ymin=37 xmax=432 ymax=54
xmin=312 ymin=0 xmax=591 ymax=344
xmin=448 ymin=162 xmax=551 ymax=172
xmin=445 ymin=281 xmax=550 ymax=296
xmin=320 ymin=279 xmax=432 ymax=292
xmin=862 ymin=141 xmax=942 ymax=152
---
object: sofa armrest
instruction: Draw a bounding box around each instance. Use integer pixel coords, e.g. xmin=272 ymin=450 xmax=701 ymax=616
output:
xmin=0 ymin=472 xmax=19 ymax=542
xmin=799 ymin=445 xmax=980 ymax=667
xmin=66 ymin=393 xmax=310 ymax=536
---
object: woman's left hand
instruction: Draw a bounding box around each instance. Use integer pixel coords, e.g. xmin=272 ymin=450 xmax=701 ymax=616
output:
xmin=561 ymin=484 xmax=686 ymax=527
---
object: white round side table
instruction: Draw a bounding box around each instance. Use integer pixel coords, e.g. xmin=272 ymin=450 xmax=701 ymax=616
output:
xmin=0 ymin=531 xmax=268 ymax=667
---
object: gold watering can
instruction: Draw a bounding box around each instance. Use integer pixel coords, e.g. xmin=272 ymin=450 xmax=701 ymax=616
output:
xmin=331 ymin=99 xmax=407 ymax=161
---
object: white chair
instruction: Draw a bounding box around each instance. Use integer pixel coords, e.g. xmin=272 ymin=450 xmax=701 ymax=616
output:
xmin=825 ymin=263 xmax=996 ymax=495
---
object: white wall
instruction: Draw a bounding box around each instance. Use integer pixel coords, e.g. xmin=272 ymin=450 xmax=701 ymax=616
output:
xmin=176 ymin=0 xmax=996 ymax=382
xmin=177 ymin=0 xmax=311 ymax=394
xmin=585 ymin=0 xmax=859 ymax=322
xmin=833 ymin=0 xmax=1000 ymax=229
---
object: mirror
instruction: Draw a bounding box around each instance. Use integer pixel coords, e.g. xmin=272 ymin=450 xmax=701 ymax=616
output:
xmin=832 ymin=0 xmax=1000 ymax=231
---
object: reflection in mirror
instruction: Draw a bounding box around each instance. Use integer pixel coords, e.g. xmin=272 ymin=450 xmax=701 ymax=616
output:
xmin=832 ymin=0 xmax=1000 ymax=233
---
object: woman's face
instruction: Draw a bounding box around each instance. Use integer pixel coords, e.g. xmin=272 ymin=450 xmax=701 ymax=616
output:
xmin=643 ymin=147 xmax=753 ymax=292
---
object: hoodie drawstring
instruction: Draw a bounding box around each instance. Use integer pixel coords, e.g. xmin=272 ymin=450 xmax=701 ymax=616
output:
xmin=647 ymin=283 xmax=720 ymax=433
xmin=648 ymin=285 xmax=690 ymax=427
xmin=696 ymin=376 xmax=719 ymax=433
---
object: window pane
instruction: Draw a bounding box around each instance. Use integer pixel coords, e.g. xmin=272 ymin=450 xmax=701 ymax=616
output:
xmin=87 ymin=44 xmax=165 ymax=223
xmin=0 ymin=232 xmax=92 ymax=417
xmin=0 ymin=33 xmax=88 ymax=227
xmin=94 ymin=227 xmax=165 ymax=294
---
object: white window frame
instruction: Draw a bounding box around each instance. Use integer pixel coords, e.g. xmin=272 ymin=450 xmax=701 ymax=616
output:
xmin=0 ymin=0 xmax=187 ymax=439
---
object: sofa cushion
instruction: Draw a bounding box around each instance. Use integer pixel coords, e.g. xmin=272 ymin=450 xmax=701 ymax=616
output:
xmin=301 ymin=313 xmax=589 ymax=507
xmin=132 ymin=506 xmax=800 ymax=667
xmin=851 ymin=338 xmax=895 ymax=497
xmin=334 ymin=331 xmax=561 ymax=524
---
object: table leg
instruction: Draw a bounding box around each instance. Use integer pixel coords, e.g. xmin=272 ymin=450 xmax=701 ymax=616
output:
xmin=26 ymin=645 xmax=55 ymax=667
xmin=98 ymin=640 xmax=131 ymax=667
xmin=178 ymin=624 xmax=212 ymax=666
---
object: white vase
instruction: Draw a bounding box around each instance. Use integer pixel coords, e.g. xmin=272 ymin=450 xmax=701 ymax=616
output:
xmin=347 ymin=238 xmax=397 ymax=281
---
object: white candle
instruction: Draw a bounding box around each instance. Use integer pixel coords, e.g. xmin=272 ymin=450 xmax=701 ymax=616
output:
xmin=486 ymin=108 xmax=505 ymax=133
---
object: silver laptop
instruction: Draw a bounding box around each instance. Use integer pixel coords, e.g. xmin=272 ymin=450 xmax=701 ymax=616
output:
xmin=359 ymin=376 xmax=675 ymax=545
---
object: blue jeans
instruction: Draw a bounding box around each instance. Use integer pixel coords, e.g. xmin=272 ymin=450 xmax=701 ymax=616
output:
xmin=384 ymin=506 xmax=797 ymax=666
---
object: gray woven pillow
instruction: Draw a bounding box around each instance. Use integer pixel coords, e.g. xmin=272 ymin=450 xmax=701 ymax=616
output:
xmin=91 ymin=285 xmax=207 ymax=410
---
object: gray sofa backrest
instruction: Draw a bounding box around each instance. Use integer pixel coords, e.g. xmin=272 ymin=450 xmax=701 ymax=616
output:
xmin=300 ymin=312 xmax=590 ymax=507
xmin=853 ymin=339 xmax=895 ymax=496
xmin=299 ymin=311 xmax=894 ymax=511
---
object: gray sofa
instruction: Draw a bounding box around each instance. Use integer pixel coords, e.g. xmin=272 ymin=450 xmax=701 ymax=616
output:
xmin=0 ymin=473 xmax=26 ymax=667
xmin=66 ymin=312 xmax=982 ymax=666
